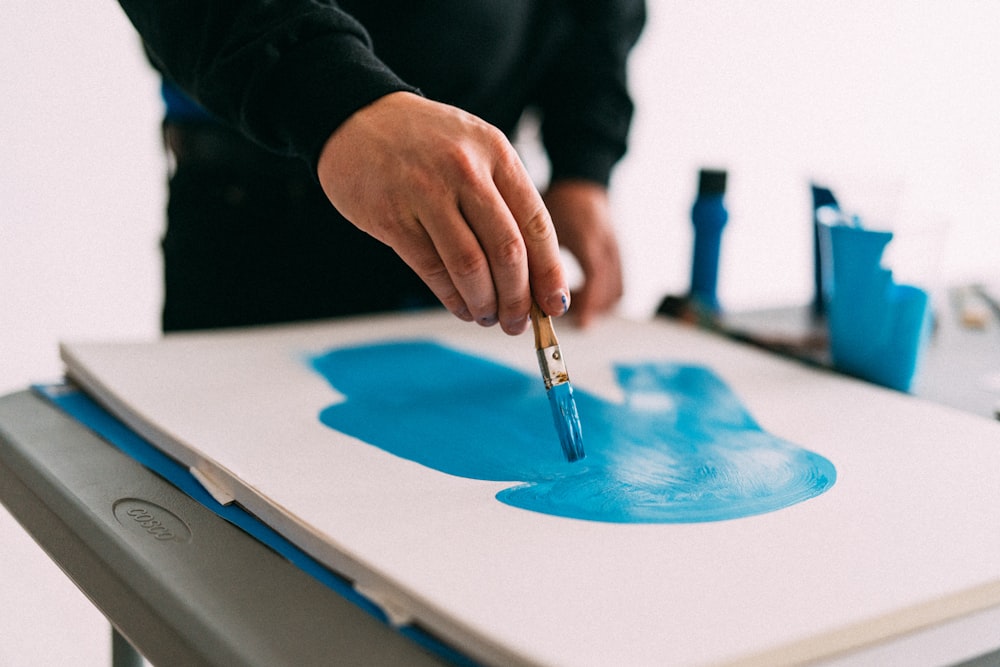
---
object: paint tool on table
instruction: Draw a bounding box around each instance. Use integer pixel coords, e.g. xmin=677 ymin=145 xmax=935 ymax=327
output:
xmin=529 ymin=301 xmax=585 ymax=462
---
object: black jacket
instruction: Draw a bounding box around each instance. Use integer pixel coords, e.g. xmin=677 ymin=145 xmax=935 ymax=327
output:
xmin=118 ymin=0 xmax=645 ymax=186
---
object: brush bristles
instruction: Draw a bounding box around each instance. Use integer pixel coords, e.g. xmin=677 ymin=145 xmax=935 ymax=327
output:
xmin=547 ymin=382 xmax=585 ymax=462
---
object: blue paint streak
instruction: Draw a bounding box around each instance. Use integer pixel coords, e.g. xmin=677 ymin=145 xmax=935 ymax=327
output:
xmin=547 ymin=382 xmax=585 ymax=462
xmin=310 ymin=340 xmax=836 ymax=524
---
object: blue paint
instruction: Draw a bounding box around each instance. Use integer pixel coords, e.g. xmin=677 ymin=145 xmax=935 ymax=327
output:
xmin=547 ymin=382 xmax=585 ymax=462
xmin=310 ymin=341 xmax=836 ymax=523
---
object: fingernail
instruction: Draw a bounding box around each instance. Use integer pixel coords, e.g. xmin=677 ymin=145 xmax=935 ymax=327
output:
xmin=504 ymin=314 xmax=529 ymax=335
xmin=455 ymin=306 xmax=474 ymax=322
xmin=546 ymin=291 xmax=570 ymax=316
xmin=478 ymin=314 xmax=498 ymax=327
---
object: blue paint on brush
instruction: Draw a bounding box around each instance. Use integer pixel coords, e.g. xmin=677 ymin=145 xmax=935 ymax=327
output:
xmin=547 ymin=382 xmax=584 ymax=462
xmin=530 ymin=301 xmax=584 ymax=462
xmin=309 ymin=340 xmax=836 ymax=524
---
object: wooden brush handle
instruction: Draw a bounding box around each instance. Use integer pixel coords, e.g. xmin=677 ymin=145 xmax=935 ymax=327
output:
xmin=530 ymin=301 xmax=559 ymax=350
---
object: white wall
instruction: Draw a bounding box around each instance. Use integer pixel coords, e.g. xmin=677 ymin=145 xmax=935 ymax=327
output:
xmin=614 ymin=1 xmax=1000 ymax=316
xmin=1 ymin=2 xmax=998 ymax=664
xmin=1 ymin=3 xmax=163 ymax=396
xmin=1 ymin=4 xmax=161 ymax=665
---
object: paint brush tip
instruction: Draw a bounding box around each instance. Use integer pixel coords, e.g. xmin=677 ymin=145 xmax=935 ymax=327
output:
xmin=548 ymin=382 xmax=585 ymax=462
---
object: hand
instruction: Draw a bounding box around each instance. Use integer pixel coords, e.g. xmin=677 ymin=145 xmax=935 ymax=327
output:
xmin=544 ymin=180 xmax=623 ymax=327
xmin=316 ymin=92 xmax=570 ymax=335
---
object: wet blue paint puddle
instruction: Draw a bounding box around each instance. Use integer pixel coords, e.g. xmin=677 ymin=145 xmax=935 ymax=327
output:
xmin=310 ymin=340 xmax=836 ymax=523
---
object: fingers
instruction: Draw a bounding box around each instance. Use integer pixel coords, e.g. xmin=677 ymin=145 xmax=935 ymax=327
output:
xmin=316 ymin=93 xmax=571 ymax=334
xmin=490 ymin=147 xmax=569 ymax=320
xmin=572 ymin=242 xmax=623 ymax=327
xmin=422 ymin=204 xmax=502 ymax=328
xmin=544 ymin=180 xmax=623 ymax=328
xmin=571 ymin=220 xmax=623 ymax=328
xmin=388 ymin=220 xmax=475 ymax=323
xmin=423 ymin=131 xmax=567 ymax=335
xmin=391 ymin=184 xmax=534 ymax=334
xmin=452 ymin=167 xmax=531 ymax=333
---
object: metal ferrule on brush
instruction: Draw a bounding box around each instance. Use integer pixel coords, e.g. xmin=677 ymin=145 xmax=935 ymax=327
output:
xmin=536 ymin=345 xmax=571 ymax=390
xmin=529 ymin=301 xmax=585 ymax=462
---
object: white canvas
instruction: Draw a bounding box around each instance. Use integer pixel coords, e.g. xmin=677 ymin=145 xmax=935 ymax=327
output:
xmin=61 ymin=311 xmax=1000 ymax=666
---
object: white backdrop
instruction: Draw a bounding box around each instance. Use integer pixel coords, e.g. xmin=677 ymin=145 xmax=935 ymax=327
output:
xmin=2 ymin=2 xmax=999 ymax=664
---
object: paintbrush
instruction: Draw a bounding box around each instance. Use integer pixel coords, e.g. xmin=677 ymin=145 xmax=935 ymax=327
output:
xmin=529 ymin=301 xmax=585 ymax=462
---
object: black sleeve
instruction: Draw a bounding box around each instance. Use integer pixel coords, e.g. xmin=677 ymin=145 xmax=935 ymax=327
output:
xmin=536 ymin=0 xmax=646 ymax=187
xmin=117 ymin=0 xmax=419 ymax=167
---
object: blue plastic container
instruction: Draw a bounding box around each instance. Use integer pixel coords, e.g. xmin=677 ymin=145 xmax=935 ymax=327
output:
xmin=825 ymin=224 xmax=931 ymax=392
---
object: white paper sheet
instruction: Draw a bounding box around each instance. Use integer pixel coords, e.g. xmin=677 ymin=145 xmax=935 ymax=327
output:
xmin=61 ymin=311 xmax=1000 ymax=666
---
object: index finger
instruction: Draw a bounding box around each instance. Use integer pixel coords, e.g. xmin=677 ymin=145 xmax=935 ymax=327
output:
xmin=491 ymin=149 xmax=570 ymax=318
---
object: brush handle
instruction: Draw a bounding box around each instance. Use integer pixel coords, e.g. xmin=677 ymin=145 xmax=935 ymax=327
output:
xmin=530 ymin=302 xmax=569 ymax=389
xmin=530 ymin=302 xmax=559 ymax=350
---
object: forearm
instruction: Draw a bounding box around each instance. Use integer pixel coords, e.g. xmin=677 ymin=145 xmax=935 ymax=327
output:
xmin=117 ymin=0 xmax=417 ymax=166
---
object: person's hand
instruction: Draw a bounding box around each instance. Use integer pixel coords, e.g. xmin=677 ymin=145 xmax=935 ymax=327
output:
xmin=316 ymin=91 xmax=570 ymax=335
xmin=544 ymin=180 xmax=623 ymax=327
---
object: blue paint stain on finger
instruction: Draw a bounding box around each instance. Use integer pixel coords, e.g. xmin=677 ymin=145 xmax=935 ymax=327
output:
xmin=309 ymin=340 xmax=836 ymax=523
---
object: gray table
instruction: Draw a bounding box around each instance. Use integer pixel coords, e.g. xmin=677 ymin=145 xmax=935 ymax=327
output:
xmin=713 ymin=288 xmax=1000 ymax=421
xmin=0 ymin=389 xmax=450 ymax=667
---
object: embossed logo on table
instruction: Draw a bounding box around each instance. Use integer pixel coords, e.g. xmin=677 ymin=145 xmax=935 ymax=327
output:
xmin=113 ymin=498 xmax=192 ymax=544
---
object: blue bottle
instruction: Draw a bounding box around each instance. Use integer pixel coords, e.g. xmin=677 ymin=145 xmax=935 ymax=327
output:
xmin=689 ymin=169 xmax=728 ymax=312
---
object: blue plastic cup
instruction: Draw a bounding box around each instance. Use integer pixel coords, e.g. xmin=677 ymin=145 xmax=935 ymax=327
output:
xmin=825 ymin=224 xmax=931 ymax=392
